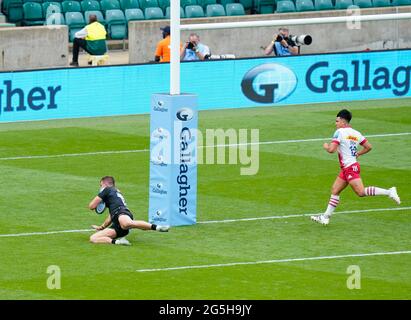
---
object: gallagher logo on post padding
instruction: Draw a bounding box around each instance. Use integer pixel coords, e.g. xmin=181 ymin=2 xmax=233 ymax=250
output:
xmin=176 ymin=108 xmax=194 ymax=121
xmin=241 ymin=63 xmax=298 ymax=104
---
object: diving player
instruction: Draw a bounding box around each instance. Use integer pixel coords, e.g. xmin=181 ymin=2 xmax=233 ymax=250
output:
xmin=88 ymin=176 xmax=169 ymax=245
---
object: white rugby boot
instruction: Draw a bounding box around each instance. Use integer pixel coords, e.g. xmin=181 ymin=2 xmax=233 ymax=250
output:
xmin=114 ymin=237 xmax=131 ymax=246
xmin=388 ymin=187 xmax=401 ymax=205
xmin=310 ymin=214 xmax=330 ymax=226
xmin=156 ymin=225 xmax=170 ymax=232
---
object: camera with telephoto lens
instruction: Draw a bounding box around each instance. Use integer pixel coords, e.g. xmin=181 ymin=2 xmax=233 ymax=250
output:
xmin=187 ymin=42 xmax=196 ymax=50
xmin=289 ymin=34 xmax=312 ymax=46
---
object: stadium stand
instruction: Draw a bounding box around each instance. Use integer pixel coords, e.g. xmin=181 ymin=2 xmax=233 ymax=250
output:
xmin=238 ymin=0 xmax=253 ymax=10
xmin=157 ymin=0 xmax=169 ymax=10
xmin=106 ymin=9 xmax=126 ymax=39
xmin=23 ymin=2 xmax=44 ymax=25
xmin=165 ymin=6 xmax=185 ymax=18
xmin=119 ymin=0 xmax=139 ymax=10
xmin=392 ymin=0 xmax=411 ymax=5
xmin=84 ymin=9 xmax=105 ymax=25
xmin=1 ymin=0 xmax=411 ymax=46
xmin=61 ymin=0 xmax=81 ymax=13
xmin=125 ymin=7 xmax=144 ymax=21
xmin=353 ymin=0 xmax=373 ymax=7
xmin=44 ymin=11 xmax=65 ymax=25
xmin=42 ymin=2 xmax=62 ymax=20
xmin=100 ymin=0 xmax=121 ymax=14
xmin=255 ymin=0 xmax=276 ymax=14
xmin=334 ymin=0 xmax=353 ymax=9
xmin=199 ymin=0 xmax=218 ymax=10
xmin=139 ymin=0 xmax=158 ymax=11
xmin=225 ymin=3 xmax=245 ymax=15
xmin=372 ymin=0 xmax=392 ymax=6
xmin=2 ymin=0 xmax=411 ymax=27
xmin=181 ymin=0 xmax=198 ymax=8
xmin=314 ymin=0 xmax=334 ymax=10
xmin=144 ymin=6 xmax=164 ymax=19
xmin=185 ymin=4 xmax=205 ymax=17
xmin=206 ymin=3 xmax=225 ymax=16
xmin=81 ymin=0 xmax=100 ymax=12
xmin=295 ymin=0 xmax=315 ymax=11
xmin=65 ymin=11 xmax=85 ymax=41
xmin=2 ymin=0 xmax=24 ymax=23
xmin=276 ymin=0 xmax=296 ymax=12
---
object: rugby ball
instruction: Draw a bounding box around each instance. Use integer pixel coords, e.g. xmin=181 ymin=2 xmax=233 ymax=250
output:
xmin=95 ymin=201 xmax=106 ymax=215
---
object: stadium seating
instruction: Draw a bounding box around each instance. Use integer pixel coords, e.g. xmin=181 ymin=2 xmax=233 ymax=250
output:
xmin=255 ymin=0 xmax=275 ymax=14
xmin=314 ymin=0 xmax=334 ymax=10
xmin=275 ymin=0 xmax=296 ymax=13
xmin=218 ymin=0 xmax=236 ymax=6
xmin=199 ymin=0 xmax=217 ymax=10
xmin=334 ymin=0 xmax=353 ymax=9
xmin=206 ymin=3 xmax=225 ymax=16
xmin=65 ymin=11 xmax=85 ymax=41
xmin=181 ymin=0 xmax=198 ymax=8
xmin=185 ymin=4 xmax=204 ymax=17
xmin=44 ymin=12 xmax=65 ymax=25
xmin=106 ymin=9 xmax=126 ymax=39
xmin=158 ymin=0 xmax=170 ymax=10
xmin=165 ymin=6 xmax=185 ymax=18
xmin=22 ymin=0 xmax=40 ymax=3
xmin=225 ymin=3 xmax=245 ymax=15
xmin=144 ymin=6 xmax=164 ymax=19
xmin=61 ymin=0 xmax=81 ymax=13
xmin=119 ymin=0 xmax=139 ymax=10
xmin=80 ymin=0 xmax=100 ymax=12
xmin=392 ymin=0 xmax=411 ymax=5
xmin=238 ymin=0 xmax=253 ymax=10
xmin=276 ymin=0 xmax=296 ymax=12
xmin=372 ymin=0 xmax=391 ymax=6
xmin=100 ymin=0 xmax=121 ymax=14
xmin=3 ymin=0 xmax=24 ymax=23
xmin=84 ymin=9 xmax=105 ymax=24
xmin=125 ymin=7 xmax=144 ymax=21
xmin=295 ymin=0 xmax=315 ymax=11
xmin=139 ymin=0 xmax=158 ymax=10
xmin=42 ymin=2 xmax=62 ymax=17
xmin=353 ymin=0 xmax=373 ymax=7
xmin=23 ymin=2 xmax=44 ymax=25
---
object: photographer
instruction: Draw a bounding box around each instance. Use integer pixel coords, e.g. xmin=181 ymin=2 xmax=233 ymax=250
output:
xmin=264 ymin=27 xmax=299 ymax=56
xmin=180 ymin=34 xmax=211 ymax=61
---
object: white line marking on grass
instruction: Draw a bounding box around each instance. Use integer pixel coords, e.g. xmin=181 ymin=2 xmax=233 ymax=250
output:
xmin=0 ymin=149 xmax=150 ymax=161
xmin=136 ymin=250 xmax=411 ymax=272
xmin=198 ymin=206 xmax=411 ymax=224
xmin=0 ymin=132 xmax=409 ymax=161
xmin=0 ymin=207 xmax=409 ymax=238
xmin=0 ymin=228 xmax=93 ymax=238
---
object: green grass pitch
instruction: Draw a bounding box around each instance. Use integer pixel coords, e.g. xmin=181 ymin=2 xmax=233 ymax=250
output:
xmin=0 ymin=98 xmax=410 ymax=299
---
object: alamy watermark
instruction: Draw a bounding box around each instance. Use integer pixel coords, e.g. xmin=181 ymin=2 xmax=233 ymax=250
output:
xmin=346 ymin=6 xmax=362 ymax=30
xmin=151 ymin=122 xmax=260 ymax=176
xmin=346 ymin=265 xmax=361 ymax=290
xmin=46 ymin=265 xmax=61 ymax=290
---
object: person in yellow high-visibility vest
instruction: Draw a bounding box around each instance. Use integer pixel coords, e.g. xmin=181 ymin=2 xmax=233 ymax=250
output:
xmin=70 ymin=15 xmax=107 ymax=67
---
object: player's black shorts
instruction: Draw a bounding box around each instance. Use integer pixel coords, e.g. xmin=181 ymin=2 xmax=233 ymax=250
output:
xmin=110 ymin=207 xmax=134 ymax=239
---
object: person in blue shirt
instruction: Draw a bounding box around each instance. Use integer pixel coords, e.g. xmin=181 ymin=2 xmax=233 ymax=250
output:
xmin=180 ymin=34 xmax=211 ymax=61
xmin=264 ymin=28 xmax=298 ymax=57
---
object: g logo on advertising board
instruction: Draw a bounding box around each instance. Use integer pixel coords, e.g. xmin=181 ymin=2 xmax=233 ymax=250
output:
xmin=176 ymin=108 xmax=194 ymax=121
xmin=241 ymin=63 xmax=298 ymax=103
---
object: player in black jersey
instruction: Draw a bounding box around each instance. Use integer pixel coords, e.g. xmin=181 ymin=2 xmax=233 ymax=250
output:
xmin=88 ymin=176 xmax=169 ymax=246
